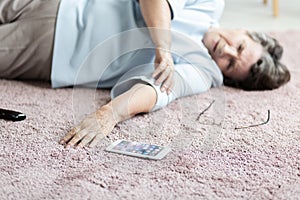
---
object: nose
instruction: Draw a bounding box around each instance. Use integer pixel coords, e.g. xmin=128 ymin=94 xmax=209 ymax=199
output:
xmin=220 ymin=44 xmax=238 ymax=59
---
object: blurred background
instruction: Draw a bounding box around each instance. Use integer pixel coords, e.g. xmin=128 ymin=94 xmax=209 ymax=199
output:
xmin=220 ymin=0 xmax=300 ymax=31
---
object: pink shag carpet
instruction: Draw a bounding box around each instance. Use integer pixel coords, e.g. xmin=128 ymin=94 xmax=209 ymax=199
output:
xmin=0 ymin=31 xmax=299 ymax=200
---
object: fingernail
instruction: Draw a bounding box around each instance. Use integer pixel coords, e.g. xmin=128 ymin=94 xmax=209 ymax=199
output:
xmin=59 ymin=140 xmax=64 ymax=144
xmin=161 ymin=87 xmax=165 ymax=92
xmin=65 ymin=145 xmax=70 ymax=149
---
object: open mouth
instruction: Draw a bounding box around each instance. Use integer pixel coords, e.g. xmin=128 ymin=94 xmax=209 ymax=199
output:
xmin=213 ymin=40 xmax=220 ymax=52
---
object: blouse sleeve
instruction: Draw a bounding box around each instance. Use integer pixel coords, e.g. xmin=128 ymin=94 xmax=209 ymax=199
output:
xmin=168 ymin=0 xmax=224 ymax=26
xmin=110 ymin=61 xmax=222 ymax=112
xmin=166 ymin=0 xmax=186 ymax=19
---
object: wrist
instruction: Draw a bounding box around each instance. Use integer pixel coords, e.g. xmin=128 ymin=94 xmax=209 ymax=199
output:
xmin=155 ymin=48 xmax=172 ymax=61
xmin=97 ymin=105 xmax=120 ymax=124
xmin=154 ymin=39 xmax=171 ymax=51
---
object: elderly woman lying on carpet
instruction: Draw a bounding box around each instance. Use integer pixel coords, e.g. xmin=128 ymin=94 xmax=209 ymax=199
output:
xmin=0 ymin=0 xmax=290 ymax=148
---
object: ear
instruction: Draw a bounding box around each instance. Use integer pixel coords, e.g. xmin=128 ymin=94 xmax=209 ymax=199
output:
xmin=272 ymin=45 xmax=283 ymax=60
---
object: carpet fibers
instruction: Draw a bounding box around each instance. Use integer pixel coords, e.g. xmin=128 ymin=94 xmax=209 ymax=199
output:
xmin=0 ymin=31 xmax=299 ymax=200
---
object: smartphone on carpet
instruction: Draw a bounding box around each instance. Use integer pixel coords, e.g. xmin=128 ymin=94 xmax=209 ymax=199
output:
xmin=105 ymin=139 xmax=171 ymax=160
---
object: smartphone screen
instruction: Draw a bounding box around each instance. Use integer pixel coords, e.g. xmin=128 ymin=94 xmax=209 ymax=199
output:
xmin=106 ymin=140 xmax=171 ymax=160
xmin=112 ymin=140 xmax=163 ymax=156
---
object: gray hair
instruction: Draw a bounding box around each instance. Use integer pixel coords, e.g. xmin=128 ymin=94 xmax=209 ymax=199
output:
xmin=224 ymin=31 xmax=290 ymax=90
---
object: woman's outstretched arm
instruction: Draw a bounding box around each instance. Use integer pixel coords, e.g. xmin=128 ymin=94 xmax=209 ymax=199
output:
xmin=59 ymin=83 xmax=157 ymax=148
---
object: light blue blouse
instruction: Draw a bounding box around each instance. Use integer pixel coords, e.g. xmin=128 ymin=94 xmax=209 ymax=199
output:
xmin=51 ymin=0 xmax=225 ymax=110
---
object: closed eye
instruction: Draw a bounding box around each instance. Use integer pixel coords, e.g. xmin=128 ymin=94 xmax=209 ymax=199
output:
xmin=238 ymin=41 xmax=245 ymax=53
xmin=227 ymin=59 xmax=235 ymax=71
xmin=238 ymin=44 xmax=243 ymax=52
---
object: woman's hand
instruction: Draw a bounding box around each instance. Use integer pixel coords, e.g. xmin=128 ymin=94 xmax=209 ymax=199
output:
xmin=152 ymin=48 xmax=175 ymax=94
xmin=139 ymin=0 xmax=173 ymax=94
xmin=59 ymin=106 xmax=117 ymax=148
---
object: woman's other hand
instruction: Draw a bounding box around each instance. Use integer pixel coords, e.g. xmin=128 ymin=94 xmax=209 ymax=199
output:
xmin=152 ymin=49 xmax=174 ymax=94
xmin=139 ymin=0 xmax=173 ymax=94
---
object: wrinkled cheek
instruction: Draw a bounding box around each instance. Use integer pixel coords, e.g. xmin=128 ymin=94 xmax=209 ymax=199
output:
xmin=213 ymin=58 xmax=225 ymax=73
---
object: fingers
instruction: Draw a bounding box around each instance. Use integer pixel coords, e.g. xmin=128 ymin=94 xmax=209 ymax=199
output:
xmin=152 ymin=64 xmax=174 ymax=94
xmin=60 ymin=128 xmax=101 ymax=149
xmin=59 ymin=127 xmax=79 ymax=145
xmin=65 ymin=129 xmax=89 ymax=148
xmin=152 ymin=61 xmax=168 ymax=80
xmin=77 ymin=132 xmax=97 ymax=148
xmin=162 ymin=74 xmax=174 ymax=95
xmin=152 ymin=50 xmax=175 ymax=94
xmin=154 ymin=65 xmax=171 ymax=85
xmin=89 ymin=133 xmax=106 ymax=148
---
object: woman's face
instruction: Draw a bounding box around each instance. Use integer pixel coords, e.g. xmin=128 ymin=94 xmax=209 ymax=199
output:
xmin=202 ymin=28 xmax=264 ymax=80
